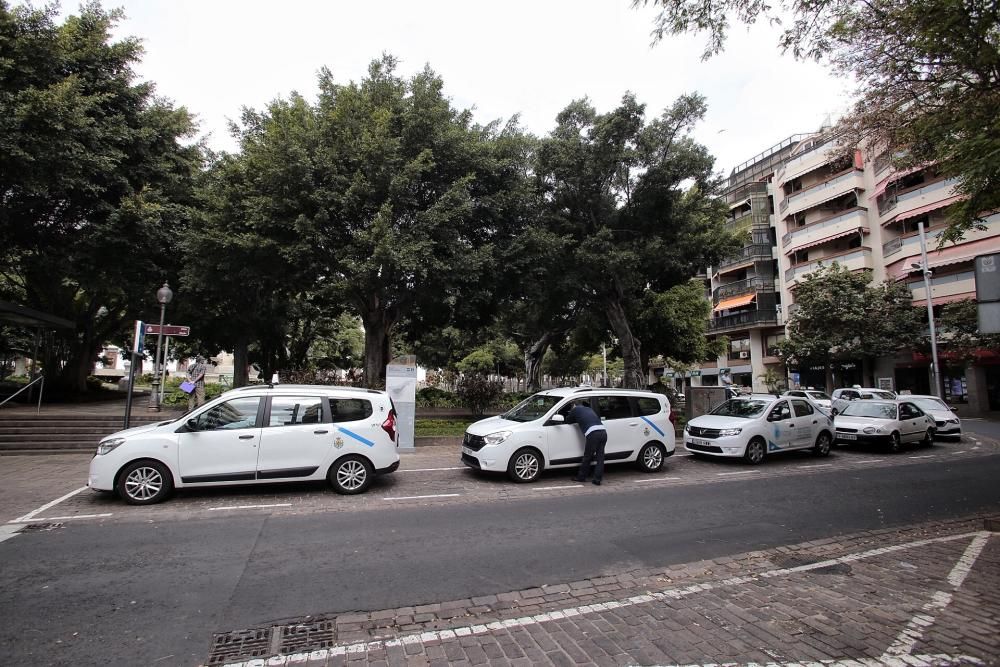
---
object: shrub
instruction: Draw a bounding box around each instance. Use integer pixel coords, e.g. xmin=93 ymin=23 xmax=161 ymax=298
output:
xmin=456 ymin=374 xmax=504 ymax=416
xmin=416 ymin=387 xmax=461 ymax=408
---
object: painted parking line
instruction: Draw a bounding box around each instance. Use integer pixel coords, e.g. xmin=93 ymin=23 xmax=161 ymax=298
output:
xmin=10 ymin=513 xmax=112 ymax=523
xmin=953 ymin=450 xmax=968 ymax=454
xmin=716 ymin=470 xmax=760 ymax=476
xmin=9 ymin=485 xmax=90 ymax=523
xmin=855 ymin=459 xmax=886 ymax=463
xmin=207 ymin=504 xmax=292 ymax=511
xmin=529 ymin=485 xmax=584 ymax=491
xmin=383 ymin=494 xmax=461 ymax=501
xmin=633 ymin=477 xmax=682 ymax=483
xmin=908 ymin=455 xmax=936 ymax=459
xmin=797 ymin=464 xmax=833 ymax=468
xmin=0 ymin=525 xmax=22 ymax=544
xmin=400 ymin=467 xmax=465 ymax=472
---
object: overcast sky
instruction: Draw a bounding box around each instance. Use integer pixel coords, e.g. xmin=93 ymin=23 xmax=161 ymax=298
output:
xmin=56 ymin=0 xmax=852 ymax=175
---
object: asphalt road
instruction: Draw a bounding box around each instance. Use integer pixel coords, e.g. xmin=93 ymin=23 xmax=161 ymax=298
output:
xmin=1 ymin=454 xmax=999 ymax=667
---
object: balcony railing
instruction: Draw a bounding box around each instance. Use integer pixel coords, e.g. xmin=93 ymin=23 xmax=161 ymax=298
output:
xmin=713 ymin=277 xmax=775 ymax=303
xmin=718 ymin=243 xmax=774 ymax=269
xmin=784 ymin=248 xmax=873 ymax=282
xmin=781 ymin=208 xmax=867 ymax=249
xmin=883 ymin=237 xmax=903 ymax=257
xmin=709 ymin=309 xmax=779 ymax=332
xmin=781 ymin=169 xmax=863 ymax=215
xmin=726 ymin=212 xmax=753 ymax=234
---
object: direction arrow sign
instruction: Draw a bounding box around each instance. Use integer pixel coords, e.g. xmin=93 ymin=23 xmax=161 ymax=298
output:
xmin=145 ymin=324 xmax=190 ymax=336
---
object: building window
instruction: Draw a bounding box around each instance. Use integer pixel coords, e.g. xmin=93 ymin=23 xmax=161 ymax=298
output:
xmin=943 ymin=372 xmax=968 ymax=404
xmin=729 ymin=337 xmax=752 ymax=361
xmin=764 ymin=333 xmax=785 ymax=357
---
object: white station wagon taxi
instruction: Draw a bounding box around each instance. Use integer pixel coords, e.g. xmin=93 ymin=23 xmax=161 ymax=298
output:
xmin=684 ymin=394 xmax=834 ymax=464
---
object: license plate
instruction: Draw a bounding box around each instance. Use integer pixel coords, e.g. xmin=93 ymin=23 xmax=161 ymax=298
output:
xmin=462 ymin=446 xmax=475 ymax=456
xmin=691 ymin=438 xmax=711 ymax=447
xmin=839 ymin=434 xmax=857 ymax=440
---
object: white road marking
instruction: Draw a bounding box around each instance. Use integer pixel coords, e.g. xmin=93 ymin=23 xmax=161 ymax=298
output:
xmin=953 ymin=450 xmax=967 ymax=454
xmin=207 ymin=504 xmax=292 ymax=511
xmin=798 ymin=464 xmax=833 ymax=468
xmin=530 ymin=485 xmax=584 ymax=491
xmin=225 ymin=531 xmax=987 ymax=667
xmin=383 ymin=494 xmax=460 ymax=501
xmin=855 ymin=458 xmax=885 ymax=463
xmin=10 ymin=486 xmax=89 ymax=523
xmin=10 ymin=513 xmax=112 ymax=523
xmin=400 ymin=467 xmax=465 ymax=472
xmin=881 ymin=532 xmax=991 ymax=660
xmin=716 ymin=470 xmax=760 ymax=476
xmin=908 ymin=455 xmax=935 ymax=459
xmin=633 ymin=477 xmax=682 ymax=483
xmin=0 ymin=525 xmax=21 ymax=544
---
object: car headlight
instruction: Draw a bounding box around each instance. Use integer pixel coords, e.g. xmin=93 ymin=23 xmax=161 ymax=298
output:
xmin=719 ymin=428 xmax=742 ymax=437
xmin=484 ymin=430 xmax=512 ymax=446
xmin=862 ymin=426 xmax=882 ymax=434
xmin=96 ymin=438 xmax=126 ymax=455
xmin=948 ymin=418 xmax=960 ymax=424
xmin=684 ymin=424 xmax=690 ymax=433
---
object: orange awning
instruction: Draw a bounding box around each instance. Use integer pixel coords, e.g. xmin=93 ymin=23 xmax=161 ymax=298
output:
xmin=713 ymin=293 xmax=756 ymax=312
xmin=892 ymin=195 xmax=964 ymax=223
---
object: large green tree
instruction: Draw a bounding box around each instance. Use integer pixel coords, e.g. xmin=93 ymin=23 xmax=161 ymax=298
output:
xmin=935 ymin=299 xmax=1000 ymax=364
xmin=535 ymin=93 xmax=736 ymax=388
xmin=636 ymin=0 xmax=1000 ymax=243
xmin=0 ymin=2 xmax=203 ymax=392
xmin=778 ymin=264 xmax=924 ymax=391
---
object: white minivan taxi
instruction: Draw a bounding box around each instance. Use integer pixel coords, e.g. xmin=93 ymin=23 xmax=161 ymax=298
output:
xmin=89 ymin=384 xmax=400 ymax=504
xmin=684 ymin=394 xmax=834 ymax=464
xmin=461 ymin=387 xmax=675 ymax=482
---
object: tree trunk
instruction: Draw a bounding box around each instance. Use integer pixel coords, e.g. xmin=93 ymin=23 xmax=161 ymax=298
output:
xmin=604 ymin=298 xmax=644 ymax=389
xmin=362 ymin=311 xmax=392 ymax=389
xmin=524 ymin=333 xmax=552 ymax=391
xmin=824 ymin=362 xmax=834 ymax=394
xmin=233 ymin=338 xmax=249 ymax=387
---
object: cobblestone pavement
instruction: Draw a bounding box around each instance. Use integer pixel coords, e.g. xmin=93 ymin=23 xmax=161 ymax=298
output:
xmin=206 ymin=516 xmax=999 ymax=667
xmin=2 ymin=434 xmax=998 ymax=526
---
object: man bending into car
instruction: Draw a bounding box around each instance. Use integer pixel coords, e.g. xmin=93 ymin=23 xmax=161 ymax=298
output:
xmin=565 ymin=400 xmax=607 ymax=486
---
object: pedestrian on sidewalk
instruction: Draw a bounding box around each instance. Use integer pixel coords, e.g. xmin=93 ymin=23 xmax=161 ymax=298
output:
xmin=186 ymin=356 xmax=208 ymax=411
xmin=565 ymin=400 xmax=607 ymax=485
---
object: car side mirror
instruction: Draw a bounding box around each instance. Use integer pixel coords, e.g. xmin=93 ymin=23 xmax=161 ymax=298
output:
xmin=548 ymin=414 xmax=565 ymax=425
xmin=186 ymin=418 xmax=199 ymax=431
xmin=831 ymin=408 xmax=839 ymax=416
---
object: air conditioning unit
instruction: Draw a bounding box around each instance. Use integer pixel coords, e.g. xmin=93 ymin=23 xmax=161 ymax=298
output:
xmin=739 ymin=351 xmax=750 ymax=359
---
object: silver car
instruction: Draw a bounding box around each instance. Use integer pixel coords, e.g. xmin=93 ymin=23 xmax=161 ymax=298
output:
xmin=833 ymin=399 xmax=935 ymax=453
xmin=905 ymin=395 xmax=962 ymax=439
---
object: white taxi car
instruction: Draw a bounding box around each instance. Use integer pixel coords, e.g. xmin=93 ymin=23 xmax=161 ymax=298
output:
xmin=684 ymin=394 xmax=834 ymax=464
xmin=461 ymin=387 xmax=674 ymax=482
xmin=89 ymin=384 xmax=400 ymax=504
xmin=833 ymin=399 xmax=935 ymax=452
xmin=906 ymin=395 xmax=962 ymax=439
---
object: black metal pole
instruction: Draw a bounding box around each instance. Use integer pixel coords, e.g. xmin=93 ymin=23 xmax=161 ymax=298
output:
xmin=124 ymin=352 xmax=139 ymax=430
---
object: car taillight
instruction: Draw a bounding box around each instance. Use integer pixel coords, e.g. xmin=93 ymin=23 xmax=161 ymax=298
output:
xmin=382 ymin=410 xmax=397 ymax=443
xmin=668 ymin=409 xmax=676 ymax=425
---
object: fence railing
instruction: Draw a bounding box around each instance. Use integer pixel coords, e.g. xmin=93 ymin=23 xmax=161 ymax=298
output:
xmin=709 ymin=309 xmax=779 ymax=331
xmin=0 ymin=374 xmax=45 ymax=414
xmin=713 ymin=277 xmax=775 ymax=303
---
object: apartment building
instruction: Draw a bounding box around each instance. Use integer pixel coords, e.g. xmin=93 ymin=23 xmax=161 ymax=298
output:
xmin=662 ymin=129 xmax=1000 ymax=412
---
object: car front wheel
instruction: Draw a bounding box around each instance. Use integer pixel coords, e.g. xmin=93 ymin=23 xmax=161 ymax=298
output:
xmin=507 ymin=448 xmax=543 ymax=483
xmin=329 ymin=455 xmax=374 ymax=494
xmin=887 ymin=432 xmax=902 ymax=453
xmin=743 ymin=438 xmax=766 ymax=465
xmin=813 ymin=432 xmax=832 ymax=457
xmin=636 ymin=442 xmax=665 ymax=472
xmin=117 ymin=460 xmax=173 ymax=505
xmin=921 ymin=428 xmax=934 ymax=448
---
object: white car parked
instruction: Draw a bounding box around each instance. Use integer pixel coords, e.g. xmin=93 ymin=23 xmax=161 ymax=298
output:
xmin=905 ymin=395 xmax=962 ymax=439
xmin=461 ymin=388 xmax=675 ymax=482
xmin=89 ymin=384 xmax=400 ymax=504
xmin=833 ymin=399 xmax=935 ymax=452
xmin=684 ymin=394 xmax=834 ymax=464
xmin=782 ymin=389 xmax=832 ymax=411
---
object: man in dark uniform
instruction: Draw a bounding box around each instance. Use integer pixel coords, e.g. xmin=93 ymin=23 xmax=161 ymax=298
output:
xmin=565 ymin=400 xmax=607 ymax=485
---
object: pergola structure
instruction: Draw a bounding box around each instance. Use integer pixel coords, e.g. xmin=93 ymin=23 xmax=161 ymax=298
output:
xmin=0 ymin=300 xmax=74 ymax=381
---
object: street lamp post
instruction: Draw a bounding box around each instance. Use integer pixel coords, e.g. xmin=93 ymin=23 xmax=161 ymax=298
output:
xmin=148 ymin=282 xmax=173 ymax=411
xmin=914 ymin=222 xmax=941 ymax=397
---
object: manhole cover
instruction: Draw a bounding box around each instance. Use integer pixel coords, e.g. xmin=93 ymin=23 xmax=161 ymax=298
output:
xmin=20 ymin=523 xmax=63 ymax=532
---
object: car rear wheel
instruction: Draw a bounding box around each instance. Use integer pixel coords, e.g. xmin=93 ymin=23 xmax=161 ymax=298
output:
xmin=329 ymin=455 xmax=374 ymax=494
xmin=813 ymin=432 xmax=832 ymax=457
xmin=117 ymin=460 xmax=173 ymax=505
xmin=636 ymin=442 xmax=665 ymax=472
xmin=887 ymin=432 xmax=902 ymax=454
xmin=507 ymin=448 xmax=543 ymax=483
xmin=743 ymin=437 xmax=766 ymax=465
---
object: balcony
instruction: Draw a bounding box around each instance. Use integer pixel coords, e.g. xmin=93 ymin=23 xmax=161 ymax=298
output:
xmin=725 ymin=212 xmax=753 ymax=235
xmin=781 ymin=208 xmax=869 ymax=255
xmin=780 ymin=170 xmax=865 ymax=217
xmin=713 ymin=277 xmax=775 ymax=304
xmin=784 ymin=247 xmax=874 ymax=283
xmin=718 ymin=243 xmax=774 ymax=270
xmin=879 ymin=178 xmax=960 ymax=220
xmin=777 ymin=138 xmax=838 ymax=186
xmin=709 ymin=309 xmax=779 ymax=332
xmin=908 ymin=271 xmax=976 ymax=306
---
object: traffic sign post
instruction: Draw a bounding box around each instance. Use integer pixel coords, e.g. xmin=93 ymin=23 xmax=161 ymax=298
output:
xmin=124 ymin=320 xmax=144 ymax=429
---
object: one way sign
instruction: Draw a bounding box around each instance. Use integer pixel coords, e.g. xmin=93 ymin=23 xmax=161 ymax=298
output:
xmin=145 ymin=324 xmax=190 ymax=336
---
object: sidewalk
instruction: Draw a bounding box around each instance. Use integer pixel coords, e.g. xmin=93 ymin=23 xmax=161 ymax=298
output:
xmin=211 ymin=515 xmax=1000 ymax=667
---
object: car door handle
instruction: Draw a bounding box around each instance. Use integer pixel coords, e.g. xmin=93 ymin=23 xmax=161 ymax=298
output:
xmin=812 ymin=420 xmax=818 ymax=424
xmin=238 ymin=434 xmax=255 ymax=440
xmin=314 ymin=429 xmax=329 ymax=434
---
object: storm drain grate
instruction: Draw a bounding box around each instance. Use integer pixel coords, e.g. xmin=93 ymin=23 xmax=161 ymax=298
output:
xmin=279 ymin=619 xmax=338 ymax=654
xmin=207 ymin=627 xmax=272 ymax=665
xmin=20 ymin=522 xmax=63 ymax=532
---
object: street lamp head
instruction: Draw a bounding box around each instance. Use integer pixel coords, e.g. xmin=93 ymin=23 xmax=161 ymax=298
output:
xmin=156 ymin=282 xmax=173 ymax=305
xmin=911 ymin=263 xmax=922 ymax=269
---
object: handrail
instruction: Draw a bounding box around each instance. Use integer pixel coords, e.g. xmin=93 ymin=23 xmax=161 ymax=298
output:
xmin=0 ymin=374 xmax=45 ymax=414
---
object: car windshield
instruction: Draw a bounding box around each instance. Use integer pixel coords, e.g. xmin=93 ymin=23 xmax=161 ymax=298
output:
xmin=872 ymin=390 xmax=896 ymax=399
xmin=841 ymin=401 xmax=897 ymax=419
xmin=501 ymin=394 xmax=562 ymax=422
xmin=910 ymin=397 xmax=949 ymax=412
xmin=806 ymin=391 xmax=831 ymax=401
xmin=709 ymin=399 xmax=771 ymax=419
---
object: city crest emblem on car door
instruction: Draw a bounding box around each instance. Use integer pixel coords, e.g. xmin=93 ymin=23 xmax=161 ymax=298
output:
xmin=335 ymin=436 xmax=344 ymax=449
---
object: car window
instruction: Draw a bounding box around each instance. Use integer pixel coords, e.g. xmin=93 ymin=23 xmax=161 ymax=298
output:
xmin=787 ymin=391 xmax=805 ymax=397
xmin=807 ymin=391 xmax=831 ymax=401
xmin=194 ymin=397 xmax=261 ymax=431
xmin=872 ymin=390 xmax=896 ymax=399
xmin=791 ymin=400 xmax=814 ymax=417
xmin=329 ymin=398 xmax=373 ymax=422
xmin=911 ymin=397 xmax=949 ymax=412
xmin=899 ymin=403 xmax=924 ymax=419
xmin=596 ymin=396 xmax=633 ymax=420
xmin=503 ymin=394 xmax=563 ymax=422
xmin=268 ymin=396 xmax=324 ymax=427
xmin=768 ymin=401 xmax=792 ymax=421
xmin=635 ymin=397 xmax=662 ymax=416
xmin=710 ymin=399 xmax=770 ymax=418
xmin=840 ymin=401 xmax=897 ymax=419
